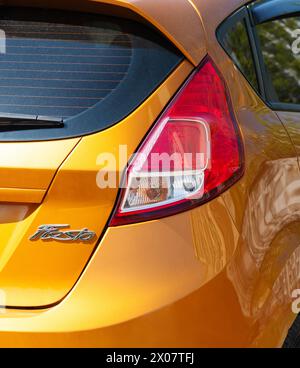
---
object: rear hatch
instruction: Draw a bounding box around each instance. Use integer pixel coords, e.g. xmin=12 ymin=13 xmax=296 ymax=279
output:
xmin=0 ymin=5 xmax=187 ymax=307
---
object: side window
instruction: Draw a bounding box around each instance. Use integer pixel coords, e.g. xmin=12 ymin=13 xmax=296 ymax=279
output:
xmin=256 ymin=16 xmax=300 ymax=106
xmin=218 ymin=17 xmax=259 ymax=92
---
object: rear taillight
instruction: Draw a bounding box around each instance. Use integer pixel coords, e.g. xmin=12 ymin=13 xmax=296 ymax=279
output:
xmin=110 ymin=58 xmax=244 ymax=226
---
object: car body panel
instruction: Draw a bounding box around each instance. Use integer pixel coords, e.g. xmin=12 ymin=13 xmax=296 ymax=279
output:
xmin=0 ymin=37 xmax=299 ymax=347
xmin=2 ymin=0 xmax=249 ymax=67
xmin=0 ymin=60 xmax=193 ymax=308
xmin=0 ymin=139 xmax=80 ymax=191
xmin=4 ymin=0 xmax=206 ymax=65
xmin=0 ymin=0 xmax=299 ymax=348
xmin=0 ymin=196 xmax=240 ymax=333
xmin=276 ymin=111 xmax=300 ymax=160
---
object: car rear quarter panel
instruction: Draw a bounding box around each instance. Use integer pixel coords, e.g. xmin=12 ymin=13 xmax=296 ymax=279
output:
xmin=199 ymin=0 xmax=300 ymax=347
xmin=0 ymin=59 xmax=298 ymax=347
xmin=0 ymin=0 xmax=299 ymax=348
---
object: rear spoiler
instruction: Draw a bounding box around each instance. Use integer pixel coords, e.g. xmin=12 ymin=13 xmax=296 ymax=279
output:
xmin=1 ymin=0 xmax=206 ymax=65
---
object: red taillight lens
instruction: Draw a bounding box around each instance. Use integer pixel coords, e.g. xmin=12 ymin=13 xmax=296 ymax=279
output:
xmin=110 ymin=58 xmax=244 ymax=226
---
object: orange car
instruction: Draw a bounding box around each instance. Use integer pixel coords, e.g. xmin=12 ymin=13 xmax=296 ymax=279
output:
xmin=0 ymin=0 xmax=299 ymax=348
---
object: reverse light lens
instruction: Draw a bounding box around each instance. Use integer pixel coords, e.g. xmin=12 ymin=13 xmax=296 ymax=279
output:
xmin=110 ymin=58 xmax=244 ymax=226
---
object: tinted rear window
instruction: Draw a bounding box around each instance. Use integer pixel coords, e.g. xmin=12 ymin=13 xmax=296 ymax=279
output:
xmin=0 ymin=7 xmax=182 ymax=141
xmin=0 ymin=11 xmax=132 ymax=119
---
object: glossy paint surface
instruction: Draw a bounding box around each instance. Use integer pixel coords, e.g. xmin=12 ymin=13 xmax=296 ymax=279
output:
xmin=3 ymin=0 xmax=206 ymax=65
xmin=0 ymin=0 xmax=299 ymax=348
xmin=0 ymin=61 xmax=193 ymax=307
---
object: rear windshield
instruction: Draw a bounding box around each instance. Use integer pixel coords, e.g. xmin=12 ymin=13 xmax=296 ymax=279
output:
xmin=0 ymin=7 xmax=182 ymax=141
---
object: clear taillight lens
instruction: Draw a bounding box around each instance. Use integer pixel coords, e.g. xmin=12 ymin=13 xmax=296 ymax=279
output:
xmin=110 ymin=58 xmax=244 ymax=226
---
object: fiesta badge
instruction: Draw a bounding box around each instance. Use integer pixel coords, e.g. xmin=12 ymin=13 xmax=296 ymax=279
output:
xmin=30 ymin=224 xmax=96 ymax=242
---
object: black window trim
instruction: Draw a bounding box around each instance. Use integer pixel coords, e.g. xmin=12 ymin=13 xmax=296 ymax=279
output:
xmin=250 ymin=0 xmax=300 ymax=25
xmin=217 ymin=0 xmax=300 ymax=114
xmin=248 ymin=1 xmax=300 ymax=113
xmin=216 ymin=7 xmax=267 ymax=101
